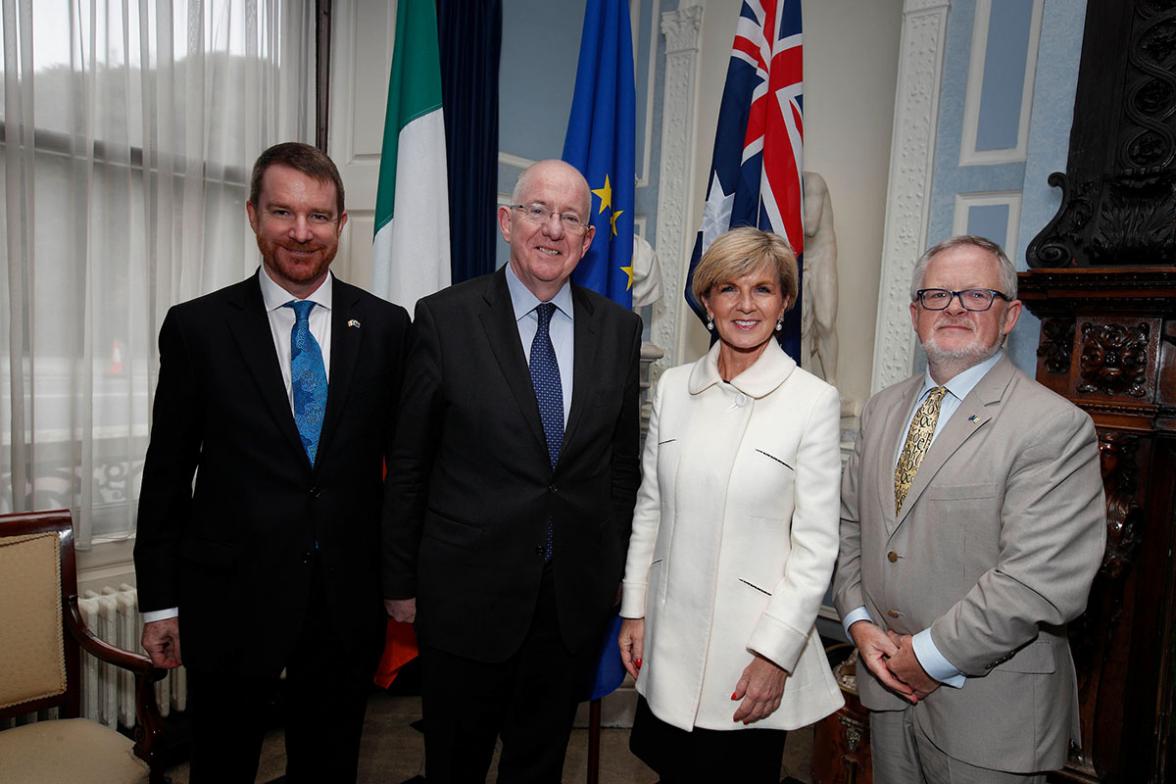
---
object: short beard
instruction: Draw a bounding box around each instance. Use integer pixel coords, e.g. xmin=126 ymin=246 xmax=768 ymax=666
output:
xmin=922 ymin=334 xmax=1002 ymax=369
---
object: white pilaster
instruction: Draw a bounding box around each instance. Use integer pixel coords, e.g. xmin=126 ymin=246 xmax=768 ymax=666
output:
xmin=650 ymin=4 xmax=704 ymax=381
xmin=870 ymin=0 xmax=951 ymax=394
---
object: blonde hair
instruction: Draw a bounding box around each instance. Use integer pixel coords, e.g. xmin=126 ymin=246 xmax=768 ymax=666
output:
xmin=691 ymin=227 xmax=798 ymax=311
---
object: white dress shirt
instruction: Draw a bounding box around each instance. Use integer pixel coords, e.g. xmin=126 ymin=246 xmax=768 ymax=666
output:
xmin=259 ymin=265 xmax=333 ymax=398
xmin=504 ymin=264 xmax=574 ymax=424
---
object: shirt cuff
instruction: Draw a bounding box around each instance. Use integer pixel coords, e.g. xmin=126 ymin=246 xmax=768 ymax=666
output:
xmin=912 ymin=629 xmax=965 ymax=687
xmin=141 ymin=607 xmax=179 ymax=623
xmin=841 ymin=606 xmax=874 ymax=637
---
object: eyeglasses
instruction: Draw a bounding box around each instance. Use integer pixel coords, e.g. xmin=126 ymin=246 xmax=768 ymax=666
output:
xmin=510 ymin=203 xmax=588 ymax=234
xmin=915 ymin=288 xmax=1011 ymax=311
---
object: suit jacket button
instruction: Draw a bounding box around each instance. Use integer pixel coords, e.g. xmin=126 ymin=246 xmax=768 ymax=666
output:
xmin=548 ymin=485 xmax=558 ymax=494
xmin=309 ymin=486 xmax=321 ymax=498
xmin=302 ymin=552 xmax=312 ymax=564
xmin=534 ymin=545 xmax=544 ymax=555
xmin=887 ymin=551 xmax=899 ymax=563
xmin=886 ymin=609 xmax=901 ymax=619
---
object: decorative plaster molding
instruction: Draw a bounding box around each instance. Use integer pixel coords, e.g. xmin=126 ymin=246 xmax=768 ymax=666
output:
xmin=661 ymin=5 xmax=703 ymax=54
xmin=958 ymin=0 xmax=1042 ymax=166
xmin=498 ymin=151 xmax=535 ymax=170
xmin=870 ymin=1 xmax=951 ymax=394
xmin=650 ymin=5 xmax=704 ymax=383
xmin=904 ymin=0 xmax=950 ymax=11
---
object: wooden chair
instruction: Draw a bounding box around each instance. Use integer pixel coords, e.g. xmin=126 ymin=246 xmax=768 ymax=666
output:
xmin=0 ymin=509 xmax=166 ymax=784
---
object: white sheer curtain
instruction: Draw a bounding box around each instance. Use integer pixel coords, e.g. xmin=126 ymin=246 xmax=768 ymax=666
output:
xmin=0 ymin=1 xmax=315 ymax=546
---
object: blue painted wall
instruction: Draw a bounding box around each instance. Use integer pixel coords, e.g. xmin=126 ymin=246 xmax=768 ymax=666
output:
xmin=976 ymin=0 xmax=1034 ymax=151
xmin=496 ymin=0 xmax=666 ymax=280
xmin=967 ymin=203 xmax=1011 ymax=242
xmin=925 ymin=0 xmax=1085 ymax=375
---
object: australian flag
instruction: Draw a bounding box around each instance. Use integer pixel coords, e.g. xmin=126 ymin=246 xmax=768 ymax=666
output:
xmin=685 ymin=0 xmax=804 ymax=361
xmin=562 ymin=0 xmax=635 ymax=701
xmin=562 ymin=0 xmax=636 ymax=310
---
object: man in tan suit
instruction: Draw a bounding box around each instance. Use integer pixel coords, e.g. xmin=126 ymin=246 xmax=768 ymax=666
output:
xmin=834 ymin=235 xmax=1105 ymax=783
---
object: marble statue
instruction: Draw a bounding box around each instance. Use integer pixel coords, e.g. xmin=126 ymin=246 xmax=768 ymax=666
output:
xmin=802 ymin=171 xmax=838 ymax=388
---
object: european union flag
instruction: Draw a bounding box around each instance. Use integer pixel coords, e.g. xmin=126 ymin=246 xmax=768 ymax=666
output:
xmin=562 ymin=0 xmax=635 ymax=703
xmin=562 ymin=0 xmax=636 ymax=309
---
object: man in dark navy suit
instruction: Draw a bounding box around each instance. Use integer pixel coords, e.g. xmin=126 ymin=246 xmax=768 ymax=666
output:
xmin=384 ymin=160 xmax=642 ymax=783
xmin=135 ymin=142 xmax=410 ymax=784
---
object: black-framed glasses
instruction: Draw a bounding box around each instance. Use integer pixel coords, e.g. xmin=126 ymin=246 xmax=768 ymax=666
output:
xmin=915 ymin=288 xmax=1011 ymax=312
xmin=509 ymin=203 xmax=588 ymax=235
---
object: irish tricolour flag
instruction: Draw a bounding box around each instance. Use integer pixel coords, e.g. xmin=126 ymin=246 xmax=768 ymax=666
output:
xmin=372 ymin=0 xmax=451 ymax=310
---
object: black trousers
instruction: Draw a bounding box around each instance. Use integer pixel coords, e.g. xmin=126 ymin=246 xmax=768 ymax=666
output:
xmin=186 ymin=563 xmax=372 ymax=784
xmin=421 ymin=564 xmax=599 ymax=784
xmin=630 ymin=695 xmax=788 ymax=784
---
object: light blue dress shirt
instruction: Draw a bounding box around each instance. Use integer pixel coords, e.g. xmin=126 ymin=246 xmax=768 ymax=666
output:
xmin=504 ymin=264 xmax=574 ymax=425
xmin=842 ymin=351 xmax=1005 ymax=688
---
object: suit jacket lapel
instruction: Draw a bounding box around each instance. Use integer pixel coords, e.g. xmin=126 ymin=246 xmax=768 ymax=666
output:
xmin=317 ymin=278 xmax=362 ymax=468
xmin=880 ymin=378 xmax=922 ymax=536
xmin=560 ymin=285 xmax=598 ymax=459
xmin=894 ymin=357 xmax=1013 ymax=527
xmin=478 ymin=269 xmax=548 ymax=455
xmin=225 ymin=274 xmax=307 ymax=463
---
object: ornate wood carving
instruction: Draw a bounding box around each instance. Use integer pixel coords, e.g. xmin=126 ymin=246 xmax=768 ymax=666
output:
xmin=1027 ymin=0 xmax=1176 ymax=268
xmin=1010 ymin=0 xmax=1176 ymax=777
xmin=1068 ymin=431 xmax=1146 ymax=778
xmin=1078 ymin=323 xmax=1151 ymax=397
xmin=1020 ymin=269 xmax=1176 ymax=784
xmin=1039 ymin=318 xmax=1077 ymax=374
xmin=1098 ymin=432 xmax=1145 ymax=582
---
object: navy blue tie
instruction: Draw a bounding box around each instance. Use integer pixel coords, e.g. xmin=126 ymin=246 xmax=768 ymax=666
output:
xmin=284 ymin=300 xmax=328 ymax=465
xmin=530 ymin=302 xmax=563 ymax=560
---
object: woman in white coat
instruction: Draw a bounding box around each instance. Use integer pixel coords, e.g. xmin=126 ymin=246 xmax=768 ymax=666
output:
xmin=619 ymin=227 xmax=844 ymax=782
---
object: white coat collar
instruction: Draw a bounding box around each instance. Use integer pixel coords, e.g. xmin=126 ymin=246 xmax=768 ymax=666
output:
xmin=688 ymin=339 xmax=797 ymax=398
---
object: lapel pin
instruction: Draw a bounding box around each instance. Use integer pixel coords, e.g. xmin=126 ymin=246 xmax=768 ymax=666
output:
xmin=968 ymin=414 xmax=978 ymax=423
xmin=347 ymin=319 xmax=361 ymax=329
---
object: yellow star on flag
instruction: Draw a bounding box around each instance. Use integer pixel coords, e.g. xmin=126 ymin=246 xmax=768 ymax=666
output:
xmin=620 ymin=263 xmax=635 ymax=291
xmin=610 ymin=209 xmax=624 ymax=237
xmin=592 ymin=175 xmax=612 ymax=214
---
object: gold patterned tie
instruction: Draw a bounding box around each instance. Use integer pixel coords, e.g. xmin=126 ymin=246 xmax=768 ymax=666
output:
xmin=894 ymin=386 xmax=948 ymax=513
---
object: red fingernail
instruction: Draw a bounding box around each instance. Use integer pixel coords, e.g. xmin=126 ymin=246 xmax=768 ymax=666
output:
xmin=731 ymin=691 xmax=739 ymax=700
xmin=635 ymin=658 xmax=642 ymax=668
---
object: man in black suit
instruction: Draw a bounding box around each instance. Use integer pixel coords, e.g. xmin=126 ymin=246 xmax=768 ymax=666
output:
xmin=383 ymin=159 xmax=642 ymax=783
xmin=134 ymin=142 xmax=410 ymax=784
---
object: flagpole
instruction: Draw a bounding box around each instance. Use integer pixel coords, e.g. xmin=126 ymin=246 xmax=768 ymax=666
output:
xmin=587 ymin=699 xmax=602 ymax=784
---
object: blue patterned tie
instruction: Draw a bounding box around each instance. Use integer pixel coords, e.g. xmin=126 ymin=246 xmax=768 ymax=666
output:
xmin=284 ymin=300 xmax=328 ymax=466
xmin=530 ymin=303 xmax=563 ymax=560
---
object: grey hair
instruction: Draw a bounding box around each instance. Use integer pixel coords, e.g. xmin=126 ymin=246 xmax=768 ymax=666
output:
xmin=511 ymin=160 xmax=592 ymax=220
xmin=910 ymin=235 xmax=1018 ymax=301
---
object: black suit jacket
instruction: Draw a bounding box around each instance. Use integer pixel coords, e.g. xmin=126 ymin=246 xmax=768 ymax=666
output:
xmin=134 ymin=272 xmax=410 ymax=676
xmin=383 ymin=268 xmax=642 ymax=662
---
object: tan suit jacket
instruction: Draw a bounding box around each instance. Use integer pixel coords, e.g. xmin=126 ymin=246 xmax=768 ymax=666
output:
xmin=833 ymin=355 xmax=1105 ymax=773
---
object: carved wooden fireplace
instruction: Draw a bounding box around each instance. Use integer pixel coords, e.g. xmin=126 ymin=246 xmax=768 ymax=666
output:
xmin=1018 ymin=1 xmax=1176 ymax=781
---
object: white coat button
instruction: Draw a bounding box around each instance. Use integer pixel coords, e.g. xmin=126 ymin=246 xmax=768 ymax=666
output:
xmin=735 ymin=393 xmax=748 ymax=407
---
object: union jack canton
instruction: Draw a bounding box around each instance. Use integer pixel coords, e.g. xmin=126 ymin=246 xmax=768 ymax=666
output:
xmin=685 ymin=0 xmax=804 ymax=361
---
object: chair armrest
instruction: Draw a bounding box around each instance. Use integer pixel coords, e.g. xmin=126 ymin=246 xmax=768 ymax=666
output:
xmin=65 ymin=595 xmax=169 ymax=783
xmin=65 ymin=596 xmax=159 ymax=673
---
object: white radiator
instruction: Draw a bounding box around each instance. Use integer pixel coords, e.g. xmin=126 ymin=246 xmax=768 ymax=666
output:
xmin=77 ymin=585 xmax=187 ymax=729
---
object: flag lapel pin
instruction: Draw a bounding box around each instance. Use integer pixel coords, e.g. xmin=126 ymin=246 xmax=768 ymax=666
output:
xmin=348 ymin=319 xmax=361 ymax=329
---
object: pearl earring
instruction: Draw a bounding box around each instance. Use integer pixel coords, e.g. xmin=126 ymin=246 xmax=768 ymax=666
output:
xmin=775 ymin=317 xmax=783 ymax=332
xmin=706 ymin=315 xmax=715 ymax=332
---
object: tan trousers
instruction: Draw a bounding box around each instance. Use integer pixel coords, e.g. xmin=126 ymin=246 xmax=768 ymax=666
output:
xmin=869 ymin=709 xmax=1047 ymax=784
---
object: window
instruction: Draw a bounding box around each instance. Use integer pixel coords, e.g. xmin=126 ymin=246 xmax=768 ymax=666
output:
xmin=0 ymin=1 xmax=315 ymax=545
